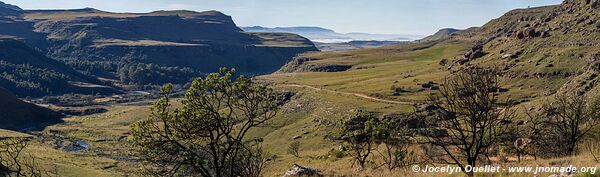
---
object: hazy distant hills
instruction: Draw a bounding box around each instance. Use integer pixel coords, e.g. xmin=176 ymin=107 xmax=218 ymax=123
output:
xmin=242 ymin=26 xmax=423 ymax=43
xmin=0 ymin=2 xmax=316 ymax=93
xmin=314 ymin=40 xmax=408 ymax=52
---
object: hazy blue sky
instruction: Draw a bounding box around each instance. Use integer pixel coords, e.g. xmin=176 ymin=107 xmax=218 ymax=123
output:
xmin=3 ymin=0 xmax=563 ymax=35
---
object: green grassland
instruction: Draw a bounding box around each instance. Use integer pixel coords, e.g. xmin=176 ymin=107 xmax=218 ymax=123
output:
xmin=259 ymin=40 xmax=472 ymax=102
xmin=6 ymin=33 xmax=597 ymax=176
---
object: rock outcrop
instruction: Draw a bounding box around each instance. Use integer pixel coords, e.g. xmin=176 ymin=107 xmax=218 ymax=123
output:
xmin=463 ymin=44 xmax=487 ymax=60
xmin=282 ymin=164 xmax=322 ymax=177
xmin=277 ymin=56 xmax=352 ymax=73
xmin=0 ymin=8 xmax=317 ymax=78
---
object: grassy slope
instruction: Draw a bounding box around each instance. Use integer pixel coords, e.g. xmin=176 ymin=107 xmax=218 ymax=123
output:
xmin=259 ymin=40 xmax=472 ymax=102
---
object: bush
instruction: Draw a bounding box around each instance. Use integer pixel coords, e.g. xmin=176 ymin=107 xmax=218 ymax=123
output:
xmin=287 ymin=141 xmax=301 ymax=157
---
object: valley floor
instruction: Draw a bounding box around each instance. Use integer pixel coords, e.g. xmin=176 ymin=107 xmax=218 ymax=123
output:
xmin=3 ymin=84 xmax=598 ymax=177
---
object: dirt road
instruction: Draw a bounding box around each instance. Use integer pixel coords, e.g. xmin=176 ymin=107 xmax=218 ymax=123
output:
xmin=281 ymin=84 xmax=415 ymax=105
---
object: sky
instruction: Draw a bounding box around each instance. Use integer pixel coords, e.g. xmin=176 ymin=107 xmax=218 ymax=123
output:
xmin=2 ymin=0 xmax=564 ymax=35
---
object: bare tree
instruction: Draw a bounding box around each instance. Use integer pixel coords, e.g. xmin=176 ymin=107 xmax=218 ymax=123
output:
xmin=0 ymin=137 xmax=44 ymax=177
xmin=131 ymin=68 xmax=278 ymax=177
xmin=529 ymin=92 xmax=600 ymax=157
xmin=420 ymin=67 xmax=513 ymax=177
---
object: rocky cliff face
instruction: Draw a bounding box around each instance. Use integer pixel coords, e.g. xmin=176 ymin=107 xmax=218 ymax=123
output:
xmin=0 ymin=7 xmax=317 ymax=77
xmin=443 ymin=0 xmax=600 ymax=96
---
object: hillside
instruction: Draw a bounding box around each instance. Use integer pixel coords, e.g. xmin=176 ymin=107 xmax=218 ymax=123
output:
xmin=417 ymin=28 xmax=461 ymax=42
xmin=0 ymin=5 xmax=317 ymax=87
xmin=268 ymin=0 xmax=600 ymax=106
xmin=253 ymin=1 xmax=600 ymax=175
xmin=0 ymin=38 xmax=119 ymax=97
xmin=0 ymin=87 xmax=63 ymax=131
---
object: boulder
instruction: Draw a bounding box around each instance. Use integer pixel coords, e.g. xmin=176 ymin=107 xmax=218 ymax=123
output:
xmin=417 ymin=104 xmax=438 ymax=113
xmin=276 ymin=91 xmax=295 ymax=106
xmin=502 ymin=54 xmax=514 ymax=59
xmin=464 ymin=44 xmax=487 ymax=60
xmin=283 ymin=164 xmax=322 ymax=177
xmin=421 ymin=81 xmax=439 ymax=90
xmin=514 ymin=27 xmax=542 ymax=39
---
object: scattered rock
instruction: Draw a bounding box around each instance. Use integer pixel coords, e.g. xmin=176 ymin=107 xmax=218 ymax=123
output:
xmin=283 ymin=164 xmax=322 ymax=177
xmin=309 ymin=64 xmax=352 ymax=72
xmin=514 ymin=27 xmax=542 ymax=39
xmin=502 ymin=54 xmax=515 ymax=59
xmin=292 ymin=135 xmax=302 ymax=140
xmin=417 ymin=104 xmax=438 ymax=113
xmin=463 ymin=44 xmax=487 ymax=60
xmin=420 ymin=81 xmax=439 ymax=90
xmin=276 ymin=91 xmax=295 ymax=106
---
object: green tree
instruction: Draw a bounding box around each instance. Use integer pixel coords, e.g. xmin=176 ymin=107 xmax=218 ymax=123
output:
xmin=339 ymin=110 xmax=382 ymax=169
xmin=375 ymin=120 xmax=412 ymax=170
xmin=131 ymin=68 xmax=278 ymax=177
xmin=287 ymin=141 xmax=301 ymax=158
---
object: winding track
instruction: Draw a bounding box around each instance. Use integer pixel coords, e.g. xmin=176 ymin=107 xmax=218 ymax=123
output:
xmin=280 ymin=84 xmax=415 ymax=105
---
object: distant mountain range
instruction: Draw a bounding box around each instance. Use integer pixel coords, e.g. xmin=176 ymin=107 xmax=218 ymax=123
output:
xmin=242 ymin=26 xmax=423 ymax=43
